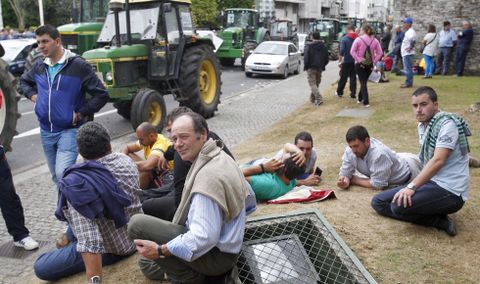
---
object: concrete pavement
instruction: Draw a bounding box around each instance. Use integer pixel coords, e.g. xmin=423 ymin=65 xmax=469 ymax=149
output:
xmin=0 ymin=63 xmax=339 ymax=283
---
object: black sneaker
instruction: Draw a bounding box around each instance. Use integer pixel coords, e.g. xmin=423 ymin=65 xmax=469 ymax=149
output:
xmin=435 ymin=216 xmax=457 ymax=236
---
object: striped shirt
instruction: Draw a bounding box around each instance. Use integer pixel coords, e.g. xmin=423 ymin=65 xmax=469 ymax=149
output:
xmin=339 ymin=138 xmax=411 ymax=189
xmin=64 ymin=153 xmax=143 ymax=254
xmin=166 ymin=193 xmax=245 ymax=262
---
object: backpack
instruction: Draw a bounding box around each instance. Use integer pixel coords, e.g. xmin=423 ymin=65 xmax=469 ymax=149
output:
xmin=359 ymin=37 xmax=374 ymax=67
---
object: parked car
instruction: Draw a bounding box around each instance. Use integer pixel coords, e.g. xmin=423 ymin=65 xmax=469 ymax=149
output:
xmin=1 ymin=38 xmax=37 ymax=77
xmin=244 ymin=41 xmax=302 ymax=79
xmin=297 ymin=33 xmax=307 ymax=55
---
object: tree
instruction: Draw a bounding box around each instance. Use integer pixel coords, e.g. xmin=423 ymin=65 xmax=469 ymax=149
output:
xmin=191 ymin=0 xmax=218 ymax=29
xmin=6 ymin=0 xmax=26 ymax=30
xmin=217 ymin=0 xmax=254 ymax=11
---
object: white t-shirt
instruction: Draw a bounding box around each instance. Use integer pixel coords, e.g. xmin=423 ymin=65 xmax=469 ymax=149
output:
xmin=418 ymin=120 xmax=469 ymax=200
xmin=422 ymin=33 xmax=438 ymax=56
xmin=401 ymin=28 xmax=416 ymax=57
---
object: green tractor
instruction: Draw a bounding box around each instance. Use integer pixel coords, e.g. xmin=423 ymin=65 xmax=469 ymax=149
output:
xmin=308 ymin=18 xmax=340 ymax=60
xmin=216 ymin=8 xmax=270 ymax=67
xmin=270 ymin=20 xmax=298 ymax=47
xmin=58 ymin=0 xmax=109 ymax=55
xmin=83 ymin=0 xmax=221 ymax=131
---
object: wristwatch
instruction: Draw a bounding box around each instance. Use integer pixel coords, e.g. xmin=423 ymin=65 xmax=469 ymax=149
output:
xmin=89 ymin=276 xmax=101 ymax=284
xmin=407 ymin=182 xmax=417 ymax=191
xmin=157 ymin=244 xmax=166 ymax=259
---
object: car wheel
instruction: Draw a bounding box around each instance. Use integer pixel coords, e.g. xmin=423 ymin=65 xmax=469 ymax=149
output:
xmin=294 ymin=61 xmax=301 ymax=74
xmin=282 ymin=65 xmax=289 ymax=79
xmin=245 ymin=72 xmax=252 ymax=78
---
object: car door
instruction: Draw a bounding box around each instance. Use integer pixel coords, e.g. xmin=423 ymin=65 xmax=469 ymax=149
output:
xmin=288 ymin=44 xmax=296 ymax=71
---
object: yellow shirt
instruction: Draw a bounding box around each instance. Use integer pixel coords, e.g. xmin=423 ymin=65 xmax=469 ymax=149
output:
xmin=136 ymin=134 xmax=173 ymax=168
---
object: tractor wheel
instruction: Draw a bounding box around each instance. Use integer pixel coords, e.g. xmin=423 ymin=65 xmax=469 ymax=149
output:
xmin=0 ymin=59 xmax=20 ymax=151
xmin=220 ymin=58 xmax=235 ymax=67
xmin=130 ymin=88 xmax=166 ymax=132
xmin=241 ymin=41 xmax=257 ymax=70
xmin=329 ymin=42 xmax=340 ymax=61
xmin=179 ymin=44 xmax=222 ymax=118
xmin=113 ymin=101 xmax=132 ymax=120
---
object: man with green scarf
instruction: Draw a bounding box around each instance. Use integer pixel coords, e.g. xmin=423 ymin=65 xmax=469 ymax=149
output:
xmin=371 ymin=86 xmax=470 ymax=236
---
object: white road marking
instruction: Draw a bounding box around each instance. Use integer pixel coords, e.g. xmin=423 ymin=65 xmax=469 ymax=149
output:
xmin=14 ymin=109 xmax=118 ymax=139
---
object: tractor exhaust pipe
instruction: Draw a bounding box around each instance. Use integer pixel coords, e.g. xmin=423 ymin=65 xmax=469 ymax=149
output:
xmin=125 ymin=0 xmax=132 ymax=45
xmin=109 ymin=0 xmax=124 ymax=47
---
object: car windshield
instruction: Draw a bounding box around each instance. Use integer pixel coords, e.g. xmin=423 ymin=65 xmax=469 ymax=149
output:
xmin=272 ymin=22 xmax=289 ymax=36
xmin=97 ymin=7 xmax=159 ymax=42
xmin=313 ymin=21 xmax=334 ymax=33
xmin=254 ymin=43 xmax=287 ymax=55
xmin=225 ymin=10 xmax=254 ymax=28
xmin=81 ymin=0 xmax=108 ymax=22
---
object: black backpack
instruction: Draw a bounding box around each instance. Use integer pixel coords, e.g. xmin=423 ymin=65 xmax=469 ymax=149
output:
xmin=359 ymin=37 xmax=374 ymax=67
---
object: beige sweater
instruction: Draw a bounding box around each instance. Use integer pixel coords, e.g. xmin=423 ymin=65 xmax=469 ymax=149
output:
xmin=172 ymin=139 xmax=249 ymax=225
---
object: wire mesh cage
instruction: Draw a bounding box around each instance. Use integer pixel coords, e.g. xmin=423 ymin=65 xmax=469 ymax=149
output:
xmin=237 ymin=209 xmax=377 ymax=284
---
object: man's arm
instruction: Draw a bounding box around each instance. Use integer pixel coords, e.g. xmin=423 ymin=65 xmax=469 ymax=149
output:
xmin=136 ymin=153 xmax=162 ymax=172
xmin=121 ymin=142 xmax=142 ymax=155
xmin=296 ymin=174 xmax=321 ymax=186
xmin=242 ymin=159 xmax=283 ymax=177
xmin=392 ymin=147 xmax=451 ymax=208
xmin=337 ymin=148 xmax=355 ymax=189
xmin=19 ymin=64 xmax=38 ymax=101
xmin=77 ymin=60 xmax=109 ymax=117
xmin=358 ymin=154 xmax=393 ymax=189
xmin=280 ymin=143 xmax=306 ymax=165
xmin=81 ymin=253 xmax=102 ymax=280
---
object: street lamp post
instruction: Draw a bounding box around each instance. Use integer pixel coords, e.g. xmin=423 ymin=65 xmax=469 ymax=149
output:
xmin=39 ymin=0 xmax=44 ymax=26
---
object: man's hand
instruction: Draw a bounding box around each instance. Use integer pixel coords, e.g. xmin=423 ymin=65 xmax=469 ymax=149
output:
xmin=392 ymin=187 xmax=415 ymax=208
xmin=31 ymin=94 xmax=37 ymax=103
xmin=291 ymin=151 xmax=306 ymax=166
xmin=299 ymin=174 xmax=321 ymax=186
xmin=157 ymin=157 xmax=170 ymax=170
xmin=263 ymin=159 xmax=283 ymax=173
xmin=337 ymin=176 xmax=350 ymax=189
xmin=72 ymin=112 xmax=83 ymax=126
xmin=134 ymin=239 xmax=163 ymax=260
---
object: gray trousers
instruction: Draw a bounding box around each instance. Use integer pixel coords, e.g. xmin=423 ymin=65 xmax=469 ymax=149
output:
xmin=307 ymin=68 xmax=323 ymax=102
xmin=127 ymin=214 xmax=238 ymax=284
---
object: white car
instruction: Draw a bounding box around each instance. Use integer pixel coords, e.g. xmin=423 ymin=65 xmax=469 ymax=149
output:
xmin=1 ymin=38 xmax=37 ymax=76
xmin=244 ymin=41 xmax=302 ymax=79
xmin=297 ymin=33 xmax=307 ymax=55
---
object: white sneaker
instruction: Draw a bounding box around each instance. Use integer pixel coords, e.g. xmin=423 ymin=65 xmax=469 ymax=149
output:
xmin=14 ymin=236 xmax=39 ymax=251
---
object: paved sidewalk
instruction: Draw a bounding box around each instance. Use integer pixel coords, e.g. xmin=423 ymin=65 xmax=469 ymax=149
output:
xmin=0 ymin=64 xmax=339 ymax=283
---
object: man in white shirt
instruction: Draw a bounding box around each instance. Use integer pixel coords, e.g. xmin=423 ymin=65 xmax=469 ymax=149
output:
xmin=337 ymin=125 xmax=414 ymax=190
xmin=371 ymin=86 xmax=470 ymax=236
xmin=400 ymin=17 xmax=416 ymax=88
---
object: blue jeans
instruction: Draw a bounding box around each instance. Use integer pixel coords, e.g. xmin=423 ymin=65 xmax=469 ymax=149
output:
xmin=34 ymin=241 xmax=131 ymax=281
xmin=423 ymin=54 xmax=435 ymax=77
xmin=436 ymin=47 xmax=453 ymax=75
xmin=402 ymin=55 xmax=414 ymax=86
xmin=371 ymin=181 xmax=464 ymax=228
xmin=40 ymin=128 xmax=78 ymax=184
xmin=455 ymin=45 xmax=469 ymax=76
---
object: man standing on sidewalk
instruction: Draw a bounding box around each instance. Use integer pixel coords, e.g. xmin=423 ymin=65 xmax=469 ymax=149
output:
xmin=436 ymin=21 xmax=457 ymax=75
xmin=335 ymin=24 xmax=357 ymax=99
xmin=0 ymin=145 xmax=39 ymax=250
xmin=304 ymin=31 xmax=329 ymax=105
xmin=400 ymin=18 xmax=416 ymax=88
xmin=20 ymin=24 xmax=108 ymax=184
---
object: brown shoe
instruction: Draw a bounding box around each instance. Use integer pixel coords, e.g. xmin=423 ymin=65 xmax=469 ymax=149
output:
xmin=56 ymin=232 xmax=70 ymax=249
xmin=400 ymin=84 xmax=413 ymax=88
xmin=469 ymin=156 xmax=480 ymax=168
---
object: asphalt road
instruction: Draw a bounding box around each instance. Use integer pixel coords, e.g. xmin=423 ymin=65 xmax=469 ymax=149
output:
xmin=8 ymin=62 xmax=284 ymax=173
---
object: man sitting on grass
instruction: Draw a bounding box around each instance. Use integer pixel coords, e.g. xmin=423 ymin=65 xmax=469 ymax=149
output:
xmin=371 ymin=86 xmax=470 ymax=236
xmin=34 ymin=122 xmax=142 ymax=283
xmin=337 ymin=125 xmax=420 ymax=190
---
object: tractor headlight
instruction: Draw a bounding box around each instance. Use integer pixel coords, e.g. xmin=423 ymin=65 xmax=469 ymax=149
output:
xmin=67 ymin=44 xmax=77 ymax=50
xmin=105 ymin=71 xmax=113 ymax=82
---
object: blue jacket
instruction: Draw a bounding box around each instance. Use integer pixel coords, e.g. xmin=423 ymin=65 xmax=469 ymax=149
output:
xmin=20 ymin=50 xmax=108 ymax=132
xmin=340 ymin=32 xmax=356 ymax=64
xmin=55 ymin=160 xmax=131 ymax=228
xmin=458 ymin=28 xmax=473 ymax=48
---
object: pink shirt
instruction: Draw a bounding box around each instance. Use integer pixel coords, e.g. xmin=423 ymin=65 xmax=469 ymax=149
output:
xmin=350 ymin=35 xmax=383 ymax=64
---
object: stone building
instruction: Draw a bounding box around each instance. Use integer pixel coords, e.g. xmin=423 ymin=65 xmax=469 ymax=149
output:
xmin=393 ymin=0 xmax=479 ymax=75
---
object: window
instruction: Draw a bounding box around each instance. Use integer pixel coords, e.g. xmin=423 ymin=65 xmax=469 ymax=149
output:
xmin=178 ymin=5 xmax=194 ymax=36
xmin=165 ymin=6 xmax=180 ymax=44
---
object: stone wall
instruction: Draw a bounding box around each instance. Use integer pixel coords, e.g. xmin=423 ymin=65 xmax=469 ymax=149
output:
xmin=393 ymin=0 xmax=479 ymax=75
